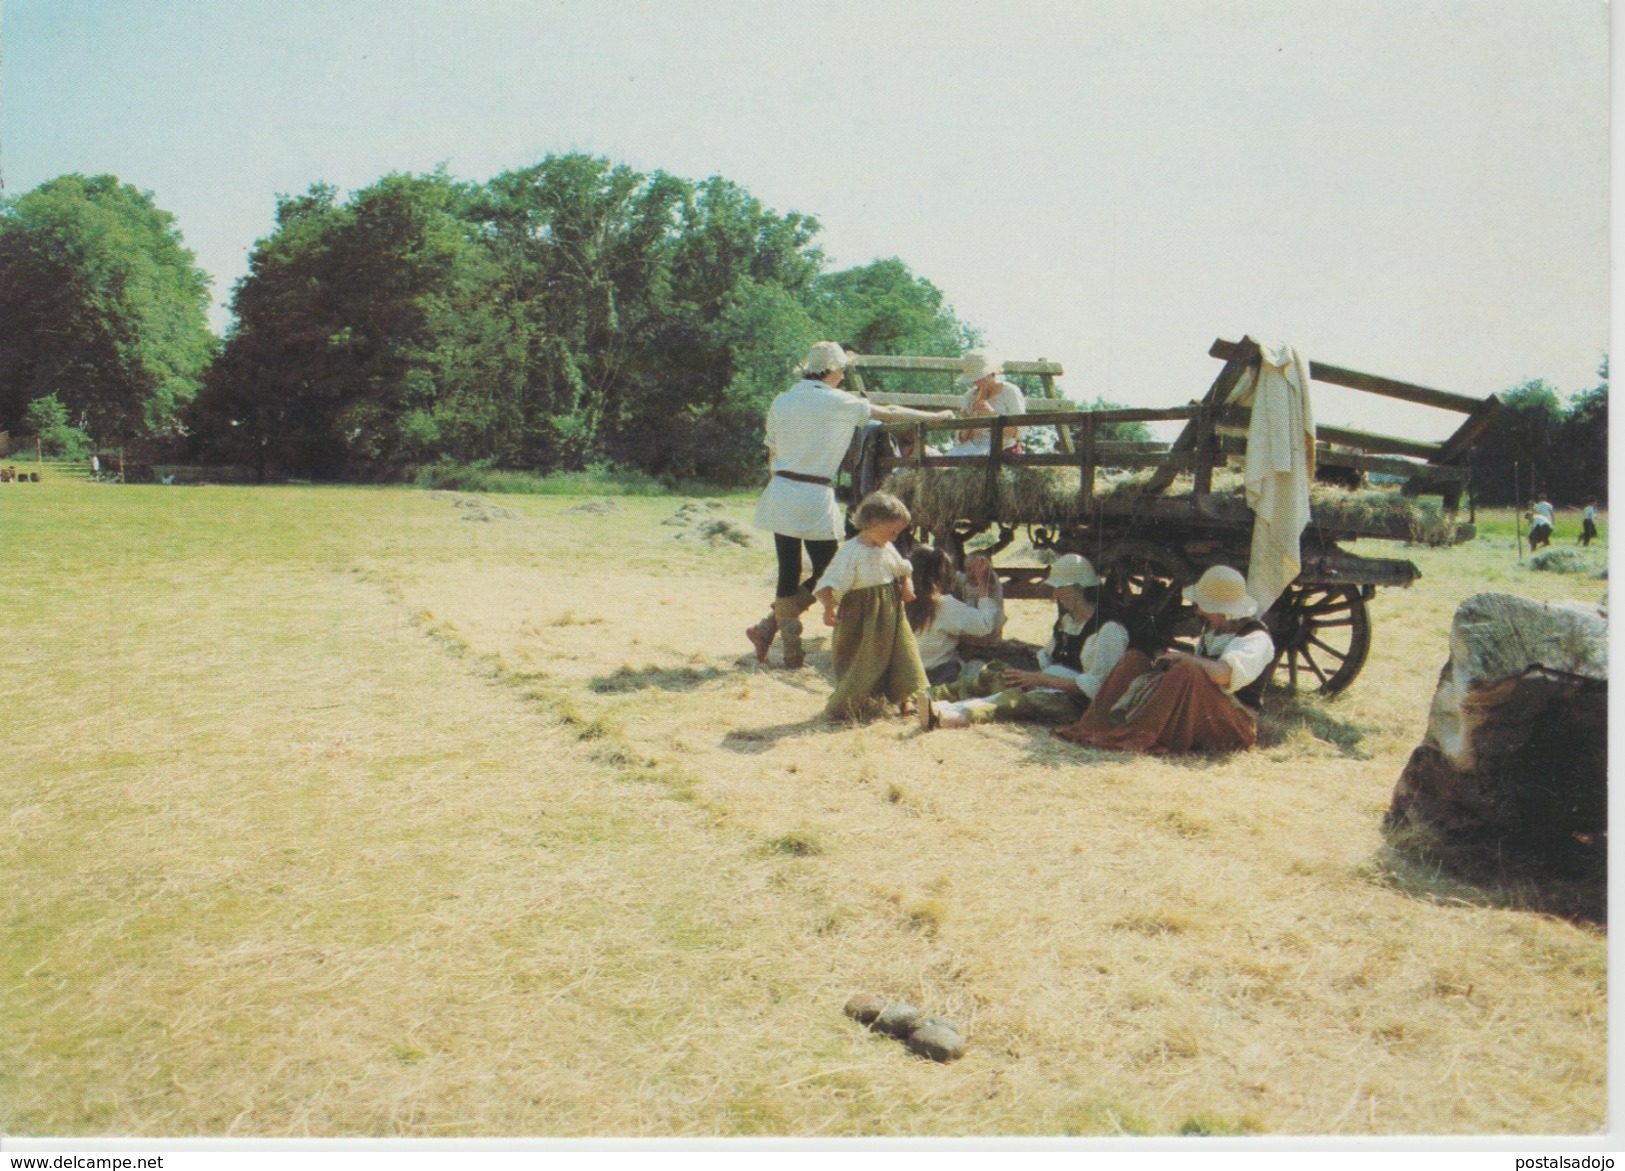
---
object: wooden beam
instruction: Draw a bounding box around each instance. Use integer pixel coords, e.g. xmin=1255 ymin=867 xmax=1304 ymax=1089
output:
xmin=849 ymin=354 xmax=1064 ymax=376
xmin=1209 ymin=337 xmax=1485 ymax=415
xmin=1144 ymin=340 xmax=1259 ymax=495
xmin=1216 ymin=410 xmax=1442 ymax=461
xmin=1432 ymin=395 xmax=1503 ymax=465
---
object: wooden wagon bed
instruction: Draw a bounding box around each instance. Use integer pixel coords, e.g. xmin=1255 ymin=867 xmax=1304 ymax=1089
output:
xmin=841 ymin=337 xmax=1501 ymax=695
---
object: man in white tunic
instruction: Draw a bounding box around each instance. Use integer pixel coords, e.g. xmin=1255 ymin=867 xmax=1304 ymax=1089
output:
xmin=942 ymin=350 xmax=1026 ymax=458
xmin=747 ymin=342 xmax=952 ymax=668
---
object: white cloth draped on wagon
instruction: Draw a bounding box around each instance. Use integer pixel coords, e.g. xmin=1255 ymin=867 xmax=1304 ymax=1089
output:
xmin=1225 ymin=340 xmax=1316 ymax=615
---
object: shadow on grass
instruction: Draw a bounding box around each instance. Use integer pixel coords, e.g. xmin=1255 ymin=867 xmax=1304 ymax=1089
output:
xmin=589 ymin=664 xmax=731 ymax=694
xmin=722 ymin=715 xmax=838 ymax=753
xmin=1257 ymin=692 xmax=1371 ymax=758
xmin=1362 ymin=825 xmax=1606 ymax=928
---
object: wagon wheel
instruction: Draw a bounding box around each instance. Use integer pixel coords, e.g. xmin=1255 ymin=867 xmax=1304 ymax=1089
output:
xmin=1265 ymin=583 xmax=1371 ymax=696
xmin=1095 ymin=540 xmax=1196 ymax=641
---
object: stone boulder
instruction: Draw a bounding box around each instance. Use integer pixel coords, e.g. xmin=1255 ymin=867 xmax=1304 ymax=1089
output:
xmin=1386 ymin=592 xmax=1606 ymax=870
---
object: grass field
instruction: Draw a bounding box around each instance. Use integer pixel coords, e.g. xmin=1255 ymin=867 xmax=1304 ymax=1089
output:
xmin=1 ymin=470 xmax=1607 ymax=1137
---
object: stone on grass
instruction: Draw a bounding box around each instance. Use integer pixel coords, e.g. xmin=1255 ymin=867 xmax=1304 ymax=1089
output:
xmin=873 ymin=1003 xmax=924 ymax=1038
xmin=843 ymin=993 xmax=886 ymax=1026
xmin=905 ymin=1022 xmax=966 ymax=1063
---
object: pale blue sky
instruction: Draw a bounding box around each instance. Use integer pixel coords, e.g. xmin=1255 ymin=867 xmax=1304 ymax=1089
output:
xmin=1 ymin=0 xmax=1610 ymax=437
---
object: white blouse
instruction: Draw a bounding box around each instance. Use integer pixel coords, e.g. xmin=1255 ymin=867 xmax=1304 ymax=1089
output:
xmin=914 ymin=594 xmax=1000 ymax=670
xmin=816 ymin=538 xmax=912 ymax=599
xmin=1036 ymin=617 xmax=1130 ymax=699
xmin=945 ymin=378 xmax=1027 ymax=455
xmin=1198 ymin=626 xmax=1276 ymax=693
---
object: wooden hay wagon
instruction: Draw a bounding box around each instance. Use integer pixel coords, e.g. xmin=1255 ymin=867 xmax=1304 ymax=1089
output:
xmin=843 ymin=337 xmax=1501 ymax=696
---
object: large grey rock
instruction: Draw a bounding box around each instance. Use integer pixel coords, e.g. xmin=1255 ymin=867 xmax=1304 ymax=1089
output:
xmin=1388 ymin=592 xmax=1606 ymax=866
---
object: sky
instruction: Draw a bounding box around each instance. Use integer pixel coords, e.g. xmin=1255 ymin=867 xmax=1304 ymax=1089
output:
xmin=0 ymin=0 xmax=1611 ymax=439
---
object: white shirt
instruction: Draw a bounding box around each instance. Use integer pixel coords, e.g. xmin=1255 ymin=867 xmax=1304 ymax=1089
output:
xmin=816 ymin=538 xmax=911 ymax=599
xmin=1198 ymin=625 xmax=1276 ymax=693
xmin=752 ymin=379 xmax=872 ymax=541
xmin=1532 ymin=501 xmax=1554 ymax=524
xmin=943 ymin=378 xmax=1026 ymax=456
xmin=1584 ymin=505 xmax=1597 ymax=522
xmin=1035 ymin=616 xmax=1130 ymax=699
xmin=914 ymin=594 xmax=1000 ymax=670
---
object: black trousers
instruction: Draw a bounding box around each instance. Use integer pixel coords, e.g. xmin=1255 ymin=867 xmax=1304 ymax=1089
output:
xmin=774 ymin=533 xmax=838 ymax=598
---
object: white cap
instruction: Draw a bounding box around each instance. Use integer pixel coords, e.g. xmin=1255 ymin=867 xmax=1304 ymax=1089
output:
xmin=1043 ymin=553 xmax=1101 ymax=590
xmin=955 ymin=350 xmax=1003 ymax=387
xmin=1184 ymin=565 xmax=1259 ymax=618
xmin=801 ymin=341 xmax=852 ymax=376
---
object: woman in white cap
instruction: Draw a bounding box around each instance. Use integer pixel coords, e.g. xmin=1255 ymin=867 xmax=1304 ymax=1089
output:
xmin=1057 ymin=564 xmax=1275 ymax=754
xmin=748 ymin=341 xmax=954 ymax=669
xmin=917 ymin=553 xmax=1130 ymax=730
xmin=942 ymin=350 xmax=1026 ymax=458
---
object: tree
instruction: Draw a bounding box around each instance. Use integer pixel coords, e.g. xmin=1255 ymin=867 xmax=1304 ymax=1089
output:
xmin=0 ymin=174 xmax=215 ymax=440
xmin=1556 ymin=358 xmax=1607 ymax=504
xmin=1468 ymin=379 xmax=1564 ymax=505
xmin=22 ymin=393 xmax=91 ymax=457
xmin=193 ymin=171 xmax=494 ymax=476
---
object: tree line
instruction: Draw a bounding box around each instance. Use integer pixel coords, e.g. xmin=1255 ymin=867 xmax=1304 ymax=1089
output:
xmin=0 ymin=161 xmax=1606 ymax=500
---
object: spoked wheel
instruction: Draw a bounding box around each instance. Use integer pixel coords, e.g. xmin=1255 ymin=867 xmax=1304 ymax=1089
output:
xmin=1095 ymin=540 xmax=1196 ymax=643
xmin=1265 ymin=583 xmax=1372 ymax=696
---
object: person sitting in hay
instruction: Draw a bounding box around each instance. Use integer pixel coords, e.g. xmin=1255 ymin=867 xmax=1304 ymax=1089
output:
xmin=940 ymin=350 xmax=1026 ymax=458
xmin=1055 ymin=565 xmax=1274 ymax=755
xmin=916 ymin=554 xmax=1131 ymax=731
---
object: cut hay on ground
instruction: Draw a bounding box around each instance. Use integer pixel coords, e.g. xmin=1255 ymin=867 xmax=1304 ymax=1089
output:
xmin=881 ymin=465 xmax=1454 ymax=545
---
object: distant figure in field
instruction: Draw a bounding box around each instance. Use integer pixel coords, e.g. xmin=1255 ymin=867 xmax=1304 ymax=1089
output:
xmin=1056 ymin=565 xmax=1275 ymax=755
xmin=814 ymin=491 xmax=929 ymax=722
xmin=941 ymin=351 xmax=1026 ymax=458
xmin=747 ymin=342 xmax=952 ymax=670
xmin=1579 ymin=499 xmax=1600 ymax=547
xmin=1528 ymin=493 xmax=1554 ymax=551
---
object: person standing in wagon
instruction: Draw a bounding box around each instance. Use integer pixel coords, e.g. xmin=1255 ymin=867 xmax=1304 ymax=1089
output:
xmin=747 ymin=342 xmax=953 ymax=669
xmin=942 ymin=350 xmax=1027 ymax=457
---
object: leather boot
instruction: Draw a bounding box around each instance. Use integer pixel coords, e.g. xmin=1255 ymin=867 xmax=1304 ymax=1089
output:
xmin=746 ymin=612 xmax=778 ymax=662
xmin=773 ymin=596 xmax=807 ymax=669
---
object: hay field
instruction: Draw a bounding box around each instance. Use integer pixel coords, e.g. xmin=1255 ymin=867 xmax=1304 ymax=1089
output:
xmin=1 ymin=475 xmax=1606 ymax=1137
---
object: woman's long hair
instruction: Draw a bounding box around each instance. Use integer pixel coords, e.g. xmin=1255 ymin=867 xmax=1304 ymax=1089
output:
xmin=906 ymin=545 xmax=954 ymax=633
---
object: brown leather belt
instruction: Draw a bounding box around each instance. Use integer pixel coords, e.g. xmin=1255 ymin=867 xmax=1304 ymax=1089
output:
xmin=774 ymin=470 xmax=833 ymax=486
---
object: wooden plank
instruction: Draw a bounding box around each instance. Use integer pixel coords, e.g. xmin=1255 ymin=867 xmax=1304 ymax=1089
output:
xmin=982 ymin=418 xmax=1005 ymax=519
xmin=849 ymin=354 xmax=1064 ymax=376
xmin=868 ymin=392 xmax=977 ymax=408
xmin=876 ymin=451 xmax=1201 ymax=472
xmin=845 ymin=367 xmax=869 ymax=397
xmin=1077 ymin=421 xmax=1096 ymax=509
xmin=1143 ymin=340 xmax=1259 ymax=495
xmin=1216 ymin=410 xmax=1442 ymax=461
xmin=1209 ymin=338 xmax=1485 ymax=415
xmin=1431 ymin=395 xmax=1503 ymax=465
xmin=1213 ymin=435 xmax=1467 ymax=482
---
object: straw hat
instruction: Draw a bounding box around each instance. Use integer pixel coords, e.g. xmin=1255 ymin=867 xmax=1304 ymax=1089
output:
xmin=801 ymin=341 xmax=852 ymax=377
xmin=1184 ymin=565 xmax=1258 ymax=618
xmin=1043 ymin=553 xmax=1101 ymax=590
xmin=955 ymin=350 xmax=1003 ymax=387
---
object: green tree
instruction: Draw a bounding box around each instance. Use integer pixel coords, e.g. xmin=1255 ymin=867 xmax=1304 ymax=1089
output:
xmin=193 ymin=171 xmax=494 ymax=476
xmin=22 ymin=393 xmax=91 ymax=457
xmin=0 ymin=174 xmax=215 ymax=440
xmin=1556 ymin=358 xmax=1607 ymax=504
xmin=1469 ymin=378 xmax=1564 ymax=505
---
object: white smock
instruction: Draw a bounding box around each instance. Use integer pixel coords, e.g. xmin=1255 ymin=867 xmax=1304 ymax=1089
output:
xmin=1227 ymin=340 xmax=1315 ymax=614
xmin=1198 ymin=625 xmax=1276 ymax=694
xmin=752 ymin=379 xmax=872 ymax=541
xmin=815 ymin=538 xmax=911 ymax=599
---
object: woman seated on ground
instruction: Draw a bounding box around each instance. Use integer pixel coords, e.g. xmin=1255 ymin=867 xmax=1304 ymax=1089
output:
xmin=1055 ymin=565 xmax=1274 ymax=754
xmin=917 ymin=554 xmax=1128 ymax=730
xmin=906 ymin=546 xmax=1003 ymax=687
xmin=941 ymin=351 xmax=1026 ymax=458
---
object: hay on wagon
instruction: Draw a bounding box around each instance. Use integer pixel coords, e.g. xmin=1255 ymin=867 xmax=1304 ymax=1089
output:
xmin=880 ymin=464 xmax=1455 ymax=545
